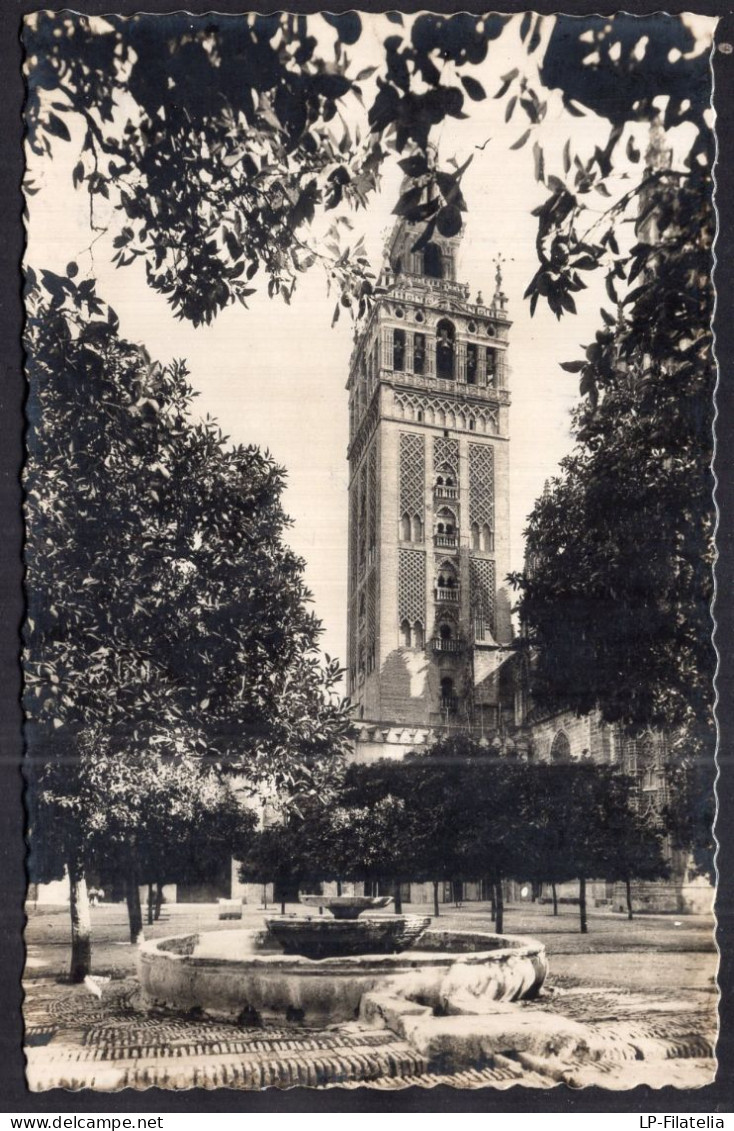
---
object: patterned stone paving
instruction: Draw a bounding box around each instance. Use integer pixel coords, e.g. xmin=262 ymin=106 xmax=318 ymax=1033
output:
xmin=528 ymin=978 xmax=717 ymax=1063
xmin=25 ymin=980 xmax=429 ymax=1091
xmin=24 ymin=973 xmax=717 ymax=1093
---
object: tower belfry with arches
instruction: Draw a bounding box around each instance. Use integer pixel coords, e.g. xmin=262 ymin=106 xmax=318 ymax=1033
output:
xmin=346 ymin=193 xmax=516 ymax=762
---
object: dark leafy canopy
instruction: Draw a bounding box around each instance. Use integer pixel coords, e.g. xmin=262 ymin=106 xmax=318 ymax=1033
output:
xmin=242 ymin=741 xmax=670 ymax=918
xmin=512 ymin=162 xmax=715 ymax=736
xmin=523 ymin=15 xmax=712 ymax=322
xmin=24 ymin=269 xmax=352 ymax=805
xmin=24 ymin=12 xmax=712 ymax=326
xmin=237 ymin=796 xmax=339 ymax=891
xmin=511 ymin=146 xmax=715 ymax=876
xmin=29 ymin=748 xmax=257 ymax=893
xmin=22 ymin=11 xmax=506 ymax=325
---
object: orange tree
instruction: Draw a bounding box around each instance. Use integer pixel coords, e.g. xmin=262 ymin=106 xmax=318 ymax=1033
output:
xmin=24 ymin=272 xmax=350 ymax=976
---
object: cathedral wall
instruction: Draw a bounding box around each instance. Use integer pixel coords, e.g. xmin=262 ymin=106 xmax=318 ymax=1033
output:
xmin=530 ymin=711 xmax=608 ymax=763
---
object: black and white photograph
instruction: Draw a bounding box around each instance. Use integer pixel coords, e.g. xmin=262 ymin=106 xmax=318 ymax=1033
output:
xmin=20 ymin=8 xmax=719 ymax=1094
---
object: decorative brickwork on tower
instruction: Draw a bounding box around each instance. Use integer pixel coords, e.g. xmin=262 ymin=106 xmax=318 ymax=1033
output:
xmin=469 ymin=443 xmax=495 ymax=534
xmin=398 ymin=548 xmax=426 ymax=626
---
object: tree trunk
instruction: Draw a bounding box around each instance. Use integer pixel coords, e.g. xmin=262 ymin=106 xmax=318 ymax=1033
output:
xmin=433 ymin=880 xmax=440 ymax=918
xmin=488 ymin=882 xmax=496 ymax=922
xmin=147 ymin=883 xmax=154 ymax=926
xmin=68 ymin=860 xmax=92 ymax=983
xmin=125 ymin=872 xmax=144 ymax=945
xmin=625 ymin=877 xmax=633 ymax=921
xmin=336 ymin=879 xmax=342 ymax=897
xmin=551 ymin=881 xmax=558 ymax=917
xmin=579 ymin=876 xmax=588 ymax=934
xmin=494 ymin=880 xmax=504 ymax=935
xmin=281 ymin=899 xmax=286 ymax=915
xmin=393 ymin=881 xmax=403 ymax=914
xmin=154 ymin=881 xmax=164 ymax=921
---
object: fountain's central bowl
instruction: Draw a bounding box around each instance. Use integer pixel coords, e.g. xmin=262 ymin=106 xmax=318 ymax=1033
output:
xmin=264 ymin=894 xmax=429 ymax=959
xmin=265 ymin=914 xmax=431 ymax=960
xmin=298 ymin=894 xmax=392 ymax=920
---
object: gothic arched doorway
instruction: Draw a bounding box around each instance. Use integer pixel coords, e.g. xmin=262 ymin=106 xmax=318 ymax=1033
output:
xmin=550 ymin=731 xmax=572 ymax=764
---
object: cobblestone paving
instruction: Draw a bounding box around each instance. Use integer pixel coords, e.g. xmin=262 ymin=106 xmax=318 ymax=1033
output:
xmin=24 ymin=972 xmax=717 ymax=1093
xmin=25 ymin=980 xmax=424 ymax=1091
xmin=526 ymin=978 xmax=717 ymax=1073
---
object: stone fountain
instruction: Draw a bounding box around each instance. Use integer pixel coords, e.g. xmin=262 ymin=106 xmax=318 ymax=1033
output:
xmin=138 ymin=893 xmax=548 ymax=1038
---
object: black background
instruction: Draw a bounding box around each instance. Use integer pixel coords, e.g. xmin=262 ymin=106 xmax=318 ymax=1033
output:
xmin=2 ymin=0 xmax=732 ymax=1114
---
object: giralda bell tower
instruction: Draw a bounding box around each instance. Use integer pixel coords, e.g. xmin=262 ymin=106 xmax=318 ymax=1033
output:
xmin=346 ymin=196 xmax=512 ymax=762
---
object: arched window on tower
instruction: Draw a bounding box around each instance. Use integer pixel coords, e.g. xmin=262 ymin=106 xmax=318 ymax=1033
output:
xmin=466 ymin=343 xmax=477 ymax=385
xmin=434 ymin=468 xmax=454 ymax=497
xmin=413 ymin=621 xmax=424 ymax=649
xmin=393 ymin=328 xmax=406 ymax=371
xmin=411 ymin=515 xmax=423 ymax=542
xmin=435 ymin=507 xmax=456 ymax=544
xmin=414 ymin=332 xmax=426 ymax=375
xmin=481 ymin=523 xmax=493 ymax=552
xmin=436 ymin=320 xmax=455 ymax=380
xmin=436 ymin=563 xmax=458 ymax=603
xmin=471 ymin=522 xmax=480 ymax=550
xmin=486 ymin=347 xmax=497 ymax=386
xmin=423 ymin=242 xmax=444 ymax=279
xmin=400 ymin=619 xmax=412 ymax=648
xmin=400 ymin=513 xmax=411 ymax=541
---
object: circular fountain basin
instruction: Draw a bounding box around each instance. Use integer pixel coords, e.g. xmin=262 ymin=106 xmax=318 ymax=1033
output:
xmin=138 ymin=927 xmax=548 ymax=1027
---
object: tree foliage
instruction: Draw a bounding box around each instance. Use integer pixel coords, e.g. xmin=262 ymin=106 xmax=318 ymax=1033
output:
xmin=24 ymin=12 xmax=712 ymax=326
xmin=24 ymin=269 xmax=351 ymax=793
xmin=511 ymin=160 xmax=715 ymax=878
xmin=243 ymin=738 xmax=668 ymax=933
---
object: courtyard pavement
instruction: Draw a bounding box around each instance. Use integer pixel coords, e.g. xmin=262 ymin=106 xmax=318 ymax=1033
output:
xmin=23 ymin=900 xmax=719 ymax=1093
